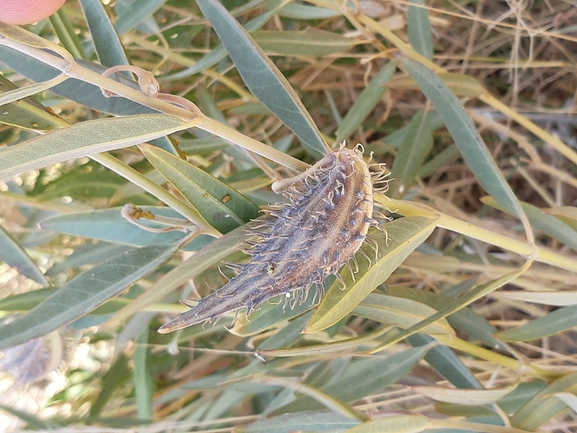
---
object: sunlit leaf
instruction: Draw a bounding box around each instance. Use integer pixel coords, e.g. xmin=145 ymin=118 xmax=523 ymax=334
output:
xmin=390 ymin=109 xmax=435 ymax=196
xmin=39 ymin=206 xmax=189 ymax=246
xmin=335 ymin=62 xmax=396 ymax=143
xmin=353 ymin=293 xmax=454 ymax=335
xmin=196 ymin=0 xmax=328 ymax=157
xmin=399 ymin=55 xmax=520 ymax=216
xmin=511 ymin=371 xmax=577 ymax=430
xmin=407 ymin=334 xmax=482 ymax=389
xmin=80 ymin=0 xmax=129 ymax=68
xmin=252 ymin=28 xmax=357 ymax=56
xmin=0 ymin=225 xmax=48 ymax=286
xmin=345 ymin=414 xmax=431 ymax=433
xmin=482 ymin=196 xmax=577 ymax=251
xmin=0 ymin=74 xmax=62 ymax=131
xmin=240 ymin=410 xmax=360 ymax=433
xmin=496 ymin=305 xmax=577 ymax=341
xmin=408 ymin=0 xmax=433 ymax=60
xmin=0 ymin=115 xmax=191 ymax=180
xmin=277 ymin=3 xmax=340 ymax=20
xmin=305 ymin=216 xmax=437 ymax=333
xmin=140 ymin=143 xmax=260 ymax=233
xmin=493 ymin=289 xmax=577 ymax=306
xmin=0 ymin=244 xmax=177 ymax=349
xmin=413 ymin=383 xmax=517 ymax=405
xmin=387 ymin=73 xmax=483 ymax=98
xmin=278 ymin=345 xmax=429 ymax=413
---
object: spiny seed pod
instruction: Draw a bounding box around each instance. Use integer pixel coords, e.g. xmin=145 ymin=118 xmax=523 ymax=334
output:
xmin=158 ymin=143 xmax=388 ymax=333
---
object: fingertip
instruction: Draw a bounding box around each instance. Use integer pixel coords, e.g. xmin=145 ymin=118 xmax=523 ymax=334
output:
xmin=0 ymin=0 xmax=66 ymax=25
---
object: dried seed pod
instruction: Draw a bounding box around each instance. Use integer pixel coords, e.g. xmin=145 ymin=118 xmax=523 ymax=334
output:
xmin=158 ymin=144 xmax=386 ymax=333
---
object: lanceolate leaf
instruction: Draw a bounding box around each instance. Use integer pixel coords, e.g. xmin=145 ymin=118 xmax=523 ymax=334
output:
xmin=39 ymin=206 xmax=189 ymax=247
xmin=0 ymin=115 xmax=190 ymax=180
xmin=241 ymin=410 xmax=360 ymax=433
xmin=80 ymin=0 xmax=129 ymax=68
xmin=196 ymin=0 xmax=328 ymax=157
xmin=412 ymin=383 xmax=518 ymax=405
xmin=399 ymin=55 xmax=522 ymax=218
xmin=347 ymin=414 xmax=431 ymax=433
xmin=251 ymin=28 xmax=357 ymax=56
xmin=305 ymin=216 xmax=437 ymax=333
xmin=353 ymin=293 xmax=454 ymax=335
xmin=0 ymin=244 xmax=178 ymax=349
xmin=496 ymin=305 xmax=577 ymax=342
xmin=0 ymin=225 xmax=48 ymax=286
xmin=408 ymin=0 xmax=433 ymax=60
xmin=511 ymin=371 xmax=577 ymax=430
xmin=390 ymin=109 xmax=435 ymax=196
xmin=140 ymin=143 xmax=260 ymax=233
xmin=0 ymin=74 xmax=61 ymax=131
xmin=278 ymin=345 xmax=429 ymax=413
xmin=335 ymin=62 xmax=396 ymax=143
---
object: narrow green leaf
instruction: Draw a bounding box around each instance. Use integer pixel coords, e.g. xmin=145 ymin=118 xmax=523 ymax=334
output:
xmin=279 ymin=346 xmax=429 ymax=413
xmin=418 ymin=144 xmax=460 ymax=177
xmin=0 ymin=74 xmax=62 ymax=131
xmin=0 ymin=225 xmax=48 ymax=286
xmin=511 ymin=371 xmax=577 ymax=430
xmin=496 ymin=305 xmax=577 ymax=341
xmin=251 ymin=375 xmax=364 ymax=421
xmin=141 ymin=144 xmax=260 ymax=233
xmin=89 ymin=353 xmax=131 ymax=417
xmin=240 ymin=410 xmax=360 ymax=433
xmin=353 ymin=293 xmax=454 ymax=335
xmin=498 ymin=381 xmax=549 ymax=413
xmin=251 ymin=29 xmax=356 ymax=56
xmin=335 ymin=62 xmax=396 ymax=143
xmin=113 ymin=0 xmax=165 ymax=35
xmin=373 ymin=267 xmax=526 ymax=352
xmin=482 ymin=196 xmax=577 ymax=251
xmin=546 ymin=206 xmax=577 ymax=231
xmin=407 ymin=334 xmax=482 ymax=389
xmin=388 ymin=287 xmax=502 ymax=349
xmin=80 ymin=0 xmax=129 ymax=68
xmin=197 ymin=0 xmax=328 ymax=157
xmin=164 ymin=12 xmax=274 ymax=81
xmin=0 ymin=244 xmax=178 ymax=349
xmin=493 ymin=290 xmax=577 ymax=306
xmin=0 ymin=288 xmax=56 ymax=311
xmin=39 ymin=207 xmax=188 ymax=246
xmin=46 ymin=242 xmax=133 ymax=276
xmin=408 ymin=0 xmax=433 ymax=60
xmin=277 ymin=3 xmax=340 ymax=20
xmin=0 ymin=114 xmax=190 ymax=180
xmin=256 ymin=312 xmax=312 ymax=351
xmin=346 ymin=414 xmax=431 ymax=433
xmin=399 ymin=55 xmax=522 ymax=217
xmin=0 ymin=75 xmax=66 ymax=109
xmin=413 ymin=383 xmax=517 ymax=405
xmin=134 ymin=330 xmax=153 ymax=420
xmin=390 ymin=110 xmax=435 ymax=196
xmin=304 ymin=217 xmax=437 ymax=333
xmin=551 ymin=392 xmax=577 ymax=414
xmin=37 ymin=170 xmax=125 ymax=201
xmin=388 ymin=73 xmax=483 ymax=98
xmin=49 ymin=10 xmax=86 ymax=59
